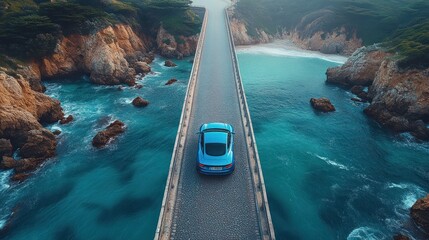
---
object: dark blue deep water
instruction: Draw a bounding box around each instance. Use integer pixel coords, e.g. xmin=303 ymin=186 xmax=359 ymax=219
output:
xmin=237 ymin=45 xmax=429 ymax=240
xmin=0 ymin=57 xmax=192 ymax=240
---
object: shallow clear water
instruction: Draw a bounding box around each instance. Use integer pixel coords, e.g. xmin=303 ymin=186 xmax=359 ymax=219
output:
xmin=0 ymin=57 xmax=193 ymax=239
xmin=237 ymin=46 xmax=429 ymax=240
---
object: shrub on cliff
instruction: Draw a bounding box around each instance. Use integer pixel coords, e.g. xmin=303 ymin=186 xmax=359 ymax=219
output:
xmin=388 ymin=20 xmax=429 ymax=69
xmin=0 ymin=14 xmax=60 ymax=59
xmin=39 ymin=2 xmax=111 ymax=35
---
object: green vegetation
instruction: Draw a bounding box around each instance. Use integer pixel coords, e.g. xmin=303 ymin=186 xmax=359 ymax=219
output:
xmin=388 ymin=20 xmax=429 ymax=68
xmin=235 ymin=0 xmax=429 ymax=68
xmin=0 ymin=0 xmax=201 ymax=59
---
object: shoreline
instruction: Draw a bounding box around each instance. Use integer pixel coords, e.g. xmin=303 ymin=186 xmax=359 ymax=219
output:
xmin=236 ymin=40 xmax=348 ymax=64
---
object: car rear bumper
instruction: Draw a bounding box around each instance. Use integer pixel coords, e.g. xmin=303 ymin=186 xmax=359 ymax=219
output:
xmin=197 ymin=165 xmax=235 ymax=175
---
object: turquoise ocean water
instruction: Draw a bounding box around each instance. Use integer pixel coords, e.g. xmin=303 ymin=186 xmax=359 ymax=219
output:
xmin=0 ymin=57 xmax=192 ymax=240
xmin=1 ymin=43 xmax=429 ymax=239
xmin=237 ymin=43 xmax=429 ymax=240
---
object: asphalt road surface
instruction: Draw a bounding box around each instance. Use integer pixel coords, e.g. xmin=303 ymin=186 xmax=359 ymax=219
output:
xmin=170 ymin=0 xmax=261 ymax=239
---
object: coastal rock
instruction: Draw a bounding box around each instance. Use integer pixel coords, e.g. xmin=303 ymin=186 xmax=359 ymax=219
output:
xmin=350 ymin=85 xmax=370 ymax=102
xmin=16 ymin=61 xmax=44 ymax=92
xmin=92 ymin=120 xmax=125 ymax=148
xmin=134 ymin=84 xmax=143 ymax=89
xmin=411 ymin=194 xmax=429 ymax=233
xmin=165 ymin=79 xmax=178 ymax=85
xmin=52 ymin=129 xmax=62 ymax=135
xmin=364 ymin=60 xmax=429 ymax=139
xmin=132 ymin=97 xmax=149 ymax=108
xmin=60 ymin=115 xmax=74 ymax=125
xmin=156 ymin=26 xmax=198 ymax=59
xmin=10 ymin=173 xmax=31 ymax=182
xmin=0 ymin=72 xmax=64 ymax=123
xmin=310 ymin=98 xmax=336 ymax=112
xmin=19 ymin=129 xmax=57 ymax=159
xmin=0 ymin=156 xmax=17 ymax=170
xmin=134 ymin=61 xmax=151 ymax=74
xmin=14 ymin=158 xmax=46 ymax=173
xmin=326 ymin=45 xmax=390 ymax=86
xmin=40 ymin=24 xmax=147 ymax=85
xmin=164 ymin=60 xmax=177 ymax=67
xmin=0 ymin=139 xmax=12 ymax=157
xmin=229 ymin=17 xmax=271 ymax=45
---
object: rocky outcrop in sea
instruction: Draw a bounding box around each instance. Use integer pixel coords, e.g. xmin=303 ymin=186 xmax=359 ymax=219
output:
xmin=326 ymin=45 xmax=429 ymax=140
xmin=92 ymin=120 xmax=126 ymax=148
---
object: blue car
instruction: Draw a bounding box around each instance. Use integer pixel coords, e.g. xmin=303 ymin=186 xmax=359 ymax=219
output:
xmin=197 ymin=122 xmax=235 ymax=175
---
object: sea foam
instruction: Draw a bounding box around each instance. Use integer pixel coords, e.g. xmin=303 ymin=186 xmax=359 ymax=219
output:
xmin=237 ymin=40 xmax=348 ymax=64
xmin=308 ymin=152 xmax=349 ymax=170
xmin=347 ymin=227 xmax=386 ymax=240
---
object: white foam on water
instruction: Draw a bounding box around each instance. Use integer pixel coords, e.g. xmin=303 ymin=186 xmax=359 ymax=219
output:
xmin=237 ymin=40 xmax=348 ymax=64
xmin=385 ymin=182 xmax=426 ymax=218
xmin=0 ymin=170 xmax=12 ymax=191
xmin=117 ymin=98 xmax=133 ymax=105
xmin=309 ymin=152 xmax=349 ymax=170
xmin=0 ymin=219 xmax=6 ymax=230
xmin=347 ymin=227 xmax=386 ymax=240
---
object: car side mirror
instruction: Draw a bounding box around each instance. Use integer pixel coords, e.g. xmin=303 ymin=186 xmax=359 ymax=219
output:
xmin=231 ymin=132 xmax=235 ymax=134
xmin=196 ymin=131 xmax=201 ymax=134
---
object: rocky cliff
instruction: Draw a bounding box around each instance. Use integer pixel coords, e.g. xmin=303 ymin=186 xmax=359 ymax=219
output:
xmin=0 ymin=71 xmax=64 ymax=181
xmin=228 ymin=8 xmax=362 ymax=55
xmin=0 ymin=22 xmax=199 ymax=181
xmin=156 ymin=26 xmax=198 ymax=59
xmin=326 ymin=46 xmax=429 ymax=140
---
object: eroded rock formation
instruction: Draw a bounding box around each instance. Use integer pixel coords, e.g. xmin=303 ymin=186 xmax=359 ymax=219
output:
xmin=92 ymin=120 xmax=126 ymax=148
xmin=326 ymin=46 xmax=429 ymax=140
xmin=411 ymin=194 xmax=429 ymax=233
xmin=157 ymin=26 xmax=198 ymax=59
xmin=132 ymin=96 xmax=149 ymax=108
xmin=310 ymin=98 xmax=336 ymax=112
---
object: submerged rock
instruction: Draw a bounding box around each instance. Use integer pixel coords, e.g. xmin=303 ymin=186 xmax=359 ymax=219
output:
xmin=411 ymin=194 xmax=429 ymax=233
xmin=393 ymin=234 xmax=410 ymax=240
xmin=164 ymin=60 xmax=177 ymax=67
xmin=0 ymin=139 xmax=12 ymax=157
xmin=165 ymin=79 xmax=178 ymax=85
xmin=135 ymin=84 xmax=143 ymax=89
xmin=132 ymin=97 xmax=149 ymax=108
xmin=52 ymin=129 xmax=62 ymax=135
xmin=92 ymin=120 xmax=126 ymax=148
xmin=60 ymin=115 xmax=74 ymax=125
xmin=310 ymin=98 xmax=336 ymax=112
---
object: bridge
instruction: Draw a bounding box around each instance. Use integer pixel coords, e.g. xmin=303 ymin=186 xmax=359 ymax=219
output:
xmin=155 ymin=1 xmax=275 ymax=239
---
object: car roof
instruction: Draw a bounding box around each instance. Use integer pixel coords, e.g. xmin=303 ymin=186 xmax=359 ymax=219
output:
xmin=204 ymin=131 xmax=227 ymax=144
xmin=200 ymin=122 xmax=233 ymax=132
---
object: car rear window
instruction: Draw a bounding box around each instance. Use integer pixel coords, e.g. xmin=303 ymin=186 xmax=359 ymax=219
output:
xmin=205 ymin=143 xmax=226 ymax=156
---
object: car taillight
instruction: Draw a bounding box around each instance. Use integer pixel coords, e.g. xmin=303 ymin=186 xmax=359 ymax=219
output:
xmin=199 ymin=163 xmax=205 ymax=168
xmin=225 ymin=164 xmax=233 ymax=169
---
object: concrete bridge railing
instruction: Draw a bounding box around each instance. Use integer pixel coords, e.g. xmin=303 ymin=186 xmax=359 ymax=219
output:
xmin=225 ymin=9 xmax=276 ymax=240
xmin=154 ymin=7 xmax=208 ymax=240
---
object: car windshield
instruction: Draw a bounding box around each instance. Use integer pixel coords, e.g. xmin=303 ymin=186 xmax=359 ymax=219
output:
xmin=205 ymin=143 xmax=226 ymax=156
